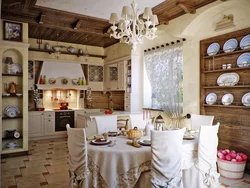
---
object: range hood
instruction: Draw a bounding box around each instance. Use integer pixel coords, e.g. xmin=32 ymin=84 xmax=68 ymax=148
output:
xmin=37 ymin=61 xmax=87 ymax=90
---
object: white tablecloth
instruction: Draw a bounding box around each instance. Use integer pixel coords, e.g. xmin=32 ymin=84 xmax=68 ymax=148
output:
xmin=87 ymin=135 xmax=198 ymax=188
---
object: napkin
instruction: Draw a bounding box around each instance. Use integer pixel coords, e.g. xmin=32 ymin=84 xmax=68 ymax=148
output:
xmin=86 ymin=135 xmax=104 ymax=141
xmin=127 ymin=141 xmax=141 ymax=148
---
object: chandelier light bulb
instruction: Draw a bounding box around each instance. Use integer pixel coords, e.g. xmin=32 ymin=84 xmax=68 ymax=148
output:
xmin=108 ymin=0 xmax=158 ymax=51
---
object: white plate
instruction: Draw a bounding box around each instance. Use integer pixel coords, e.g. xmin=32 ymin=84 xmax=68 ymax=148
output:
xmin=222 ymin=94 xmax=234 ymax=106
xmin=242 ymin=92 xmax=250 ymax=106
xmin=2 ymin=93 xmax=10 ymax=96
xmin=183 ymin=135 xmax=195 ymax=140
xmin=90 ymin=139 xmax=112 ymax=145
xmin=217 ymin=73 xmax=240 ymax=86
xmin=11 ymin=63 xmax=22 ymax=74
xmin=240 ymin=34 xmax=250 ymax=49
xmin=207 ymin=43 xmax=220 ymax=56
xmin=4 ymin=105 xmax=20 ymax=117
xmin=205 ymin=93 xmax=217 ymax=105
xmin=14 ymin=131 xmax=20 ymax=138
xmin=139 ymin=140 xmax=151 ymax=146
xmin=237 ymin=53 xmax=250 ymax=67
xmin=223 ymin=39 xmax=238 ymax=53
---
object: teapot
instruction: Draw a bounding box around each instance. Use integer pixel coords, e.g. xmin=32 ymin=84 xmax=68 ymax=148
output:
xmin=4 ymin=82 xmax=17 ymax=94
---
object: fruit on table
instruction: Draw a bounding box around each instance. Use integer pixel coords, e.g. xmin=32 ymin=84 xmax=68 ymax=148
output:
xmin=105 ymin=109 xmax=113 ymax=114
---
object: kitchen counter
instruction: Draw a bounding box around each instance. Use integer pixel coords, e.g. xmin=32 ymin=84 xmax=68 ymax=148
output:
xmin=77 ymin=111 xmax=135 ymax=119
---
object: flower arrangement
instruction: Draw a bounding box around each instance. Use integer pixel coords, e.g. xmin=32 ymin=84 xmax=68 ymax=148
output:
xmin=217 ymin=149 xmax=247 ymax=162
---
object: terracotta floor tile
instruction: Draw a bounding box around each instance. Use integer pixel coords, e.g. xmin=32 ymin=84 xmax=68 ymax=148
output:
xmin=1 ymin=160 xmax=25 ymax=170
xmin=21 ymin=166 xmax=48 ymax=177
xmin=1 ymin=168 xmax=21 ymax=179
xmin=25 ymin=159 xmax=49 ymax=168
xmin=44 ymin=171 xmax=69 ymax=184
xmin=31 ymin=150 xmax=51 ymax=155
xmin=5 ymin=156 xmax=29 ymax=162
xmin=28 ymin=154 xmax=50 ymax=161
xmin=46 ymin=163 xmax=69 ymax=174
xmin=0 ymin=176 xmax=16 ymax=188
xmin=16 ymin=174 xmax=46 ymax=188
xmin=47 ymin=158 xmax=68 ymax=166
xmin=41 ymin=180 xmax=69 ymax=188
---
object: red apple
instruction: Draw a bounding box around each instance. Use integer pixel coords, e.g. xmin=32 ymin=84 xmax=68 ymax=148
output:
xmin=242 ymin=154 xmax=247 ymax=161
xmin=230 ymin=152 xmax=237 ymax=159
xmin=236 ymin=155 xmax=243 ymax=162
xmin=225 ymin=155 xmax=232 ymax=161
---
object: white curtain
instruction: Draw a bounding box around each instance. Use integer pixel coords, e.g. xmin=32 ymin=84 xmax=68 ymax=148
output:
xmin=144 ymin=43 xmax=183 ymax=128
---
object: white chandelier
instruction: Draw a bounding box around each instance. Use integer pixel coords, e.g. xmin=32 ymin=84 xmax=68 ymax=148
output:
xmin=109 ymin=0 xmax=159 ymax=51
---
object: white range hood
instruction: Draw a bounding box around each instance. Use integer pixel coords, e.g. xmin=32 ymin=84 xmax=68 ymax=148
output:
xmin=37 ymin=61 xmax=88 ymax=90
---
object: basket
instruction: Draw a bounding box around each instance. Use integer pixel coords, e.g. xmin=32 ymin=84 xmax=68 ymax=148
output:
xmin=217 ymin=158 xmax=246 ymax=180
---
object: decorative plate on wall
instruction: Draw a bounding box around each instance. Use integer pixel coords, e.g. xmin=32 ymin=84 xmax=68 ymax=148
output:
xmin=217 ymin=73 xmax=240 ymax=86
xmin=221 ymin=93 xmax=234 ymax=106
xmin=205 ymin=93 xmax=217 ymax=105
xmin=207 ymin=42 xmax=220 ymax=56
xmin=223 ymin=38 xmax=238 ymax=53
xmin=240 ymin=34 xmax=250 ymax=49
xmin=242 ymin=92 xmax=250 ymax=106
xmin=237 ymin=52 xmax=250 ymax=67
xmin=61 ymin=78 xmax=68 ymax=85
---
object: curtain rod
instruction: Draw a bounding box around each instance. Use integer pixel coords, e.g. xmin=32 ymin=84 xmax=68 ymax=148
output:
xmin=144 ymin=38 xmax=186 ymax=52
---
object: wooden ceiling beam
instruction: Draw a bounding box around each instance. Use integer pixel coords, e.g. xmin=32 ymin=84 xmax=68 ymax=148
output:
xmin=39 ymin=12 xmax=46 ymax=24
xmin=73 ymin=20 xmax=82 ymax=30
xmin=176 ymin=0 xmax=196 ymax=14
xmin=2 ymin=11 xmax=110 ymax=37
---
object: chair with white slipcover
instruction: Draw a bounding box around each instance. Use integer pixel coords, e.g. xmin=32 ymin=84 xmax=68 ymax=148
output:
xmin=182 ymin=123 xmax=220 ymax=188
xmin=135 ymin=128 xmax=185 ymax=188
xmin=66 ymin=124 xmax=90 ymax=188
xmin=94 ymin=115 xmax=117 ymax=134
xmin=151 ymin=128 xmax=185 ymax=187
xmin=130 ymin=114 xmax=147 ymax=130
xmin=190 ymin=114 xmax=214 ymax=130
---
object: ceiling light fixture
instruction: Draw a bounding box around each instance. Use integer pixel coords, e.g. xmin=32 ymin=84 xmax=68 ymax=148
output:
xmin=109 ymin=0 xmax=159 ymax=51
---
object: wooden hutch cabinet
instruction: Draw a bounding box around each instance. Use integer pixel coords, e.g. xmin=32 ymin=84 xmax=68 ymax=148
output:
xmin=200 ymin=27 xmax=250 ymax=172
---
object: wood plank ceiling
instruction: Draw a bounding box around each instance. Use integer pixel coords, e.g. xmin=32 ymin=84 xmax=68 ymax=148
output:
xmin=1 ymin=0 xmax=217 ymax=48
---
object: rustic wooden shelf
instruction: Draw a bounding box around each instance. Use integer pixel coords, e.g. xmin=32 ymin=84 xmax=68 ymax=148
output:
xmin=203 ymin=48 xmax=250 ymax=59
xmin=2 ymin=73 xmax=23 ymax=76
xmin=203 ymin=104 xmax=250 ymax=108
xmin=2 ymin=136 xmax=23 ymax=141
xmin=204 ymin=66 xmax=250 ymax=73
xmin=2 ymin=116 xmax=23 ymax=119
xmin=203 ymin=85 xmax=250 ymax=89
xmin=2 ymin=94 xmax=23 ymax=98
xmin=29 ymin=48 xmax=106 ymax=59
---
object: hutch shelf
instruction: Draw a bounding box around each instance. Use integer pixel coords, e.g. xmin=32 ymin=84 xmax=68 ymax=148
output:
xmin=200 ymin=27 xmax=250 ymax=173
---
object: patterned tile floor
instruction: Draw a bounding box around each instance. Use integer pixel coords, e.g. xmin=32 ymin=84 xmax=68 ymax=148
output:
xmin=1 ymin=137 xmax=250 ymax=188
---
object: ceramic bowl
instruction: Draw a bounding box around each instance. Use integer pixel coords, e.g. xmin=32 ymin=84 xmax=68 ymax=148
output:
xmin=7 ymin=142 xmax=17 ymax=149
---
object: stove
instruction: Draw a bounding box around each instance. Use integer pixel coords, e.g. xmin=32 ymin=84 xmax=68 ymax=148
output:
xmin=53 ymin=108 xmax=73 ymax=111
xmin=55 ymin=110 xmax=74 ymax=131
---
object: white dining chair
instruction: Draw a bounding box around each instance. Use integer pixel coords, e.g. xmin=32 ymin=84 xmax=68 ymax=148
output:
xmin=94 ymin=115 xmax=117 ymax=134
xmin=130 ymin=114 xmax=147 ymax=130
xmin=182 ymin=123 xmax=220 ymax=188
xmin=151 ymin=128 xmax=185 ymax=187
xmin=190 ymin=114 xmax=214 ymax=130
xmin=66 ymin=124 xmax=90 ymax=188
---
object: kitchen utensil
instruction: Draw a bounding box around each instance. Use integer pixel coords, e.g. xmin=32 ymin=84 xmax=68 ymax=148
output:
xmin=222 ymin=93 xmax=234 ymax=106
xmin=4 ymin=82 xmax=18 ymax=94
xmin=205 ymin=93 xmax=217 ymax=105
xmin=67 ymin=46 xmax=75 ymax=53
xmin=223 ymin=38 xmax=238 ymax=53
xmin=207 ymin=42 xmax=220 ymax=56
xmin=217 ymin=73 xmax=239 ymax=86
xmin=237 ymin=53 xmax=250 ymax=67
xmin=14 ymin=131 xmax=20 ymax=138
xmin=240 ymin=34 xmax=250 ymax=49
xmin=90 ymin=139 xmax=112 ymax=145
xmin=6 ymin=129 xmax=16 ymax=138
xmin=241 ymin=92 xmax=250 ymax=107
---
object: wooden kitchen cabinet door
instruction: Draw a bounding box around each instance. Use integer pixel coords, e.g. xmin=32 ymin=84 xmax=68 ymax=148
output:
xmin=28 ymin=112 xmax=44 ymax=137
xmin=44 ymin=118 xmax=55 ymax=136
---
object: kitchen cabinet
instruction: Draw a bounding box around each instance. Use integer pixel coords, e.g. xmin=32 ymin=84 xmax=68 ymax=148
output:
xmin=28 ymin=111 xmax=44 ymax=137
xmin=44 ymin=112 xmax=55 ymax=136
xmin=104 ymin=61 xmax=126 ymax=91
xmin=87 ymin=65 xmax=104 ymax=91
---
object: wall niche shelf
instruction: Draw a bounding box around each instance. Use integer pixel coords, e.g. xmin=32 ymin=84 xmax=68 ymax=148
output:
xmin=2 ymin=73 xmax=23 ymax=77
xmin=2 ymin=137 xmax=23 ymax=141
xmin=28 ymin=48 xmax=107 ymax=59
xmin=203 ymin=47 xmax=250 ymax=59
xmin=200 ymin=27 xmax=250 ymax=173
xmin=2 ymin=116 xmax=23 ymax=120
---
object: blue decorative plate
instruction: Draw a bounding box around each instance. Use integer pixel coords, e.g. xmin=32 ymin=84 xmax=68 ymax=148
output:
xmin=207 ymin=43 xmax=220 ymax=56
xmin=223 ymin=39 xmax=238 ymax=53
xmin=237 ymin=52 xmax=250 ymax=67
xmin=205 ymin=93 xmax=217 ymax=105
xmin=240 ymin=34 xmax=250 ymax=49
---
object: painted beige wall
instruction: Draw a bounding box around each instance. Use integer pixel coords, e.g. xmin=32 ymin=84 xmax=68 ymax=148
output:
xmin=104 ymin=42 xmax=131 ymax=63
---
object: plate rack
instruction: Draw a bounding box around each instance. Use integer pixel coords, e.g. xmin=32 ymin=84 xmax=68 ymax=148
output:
xmin=200 ymin=27 xmax=250 ymax=173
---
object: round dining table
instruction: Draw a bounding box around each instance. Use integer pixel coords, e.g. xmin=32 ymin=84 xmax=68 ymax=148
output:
xmin=87 ymin=134 xmax=199 ymax=188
